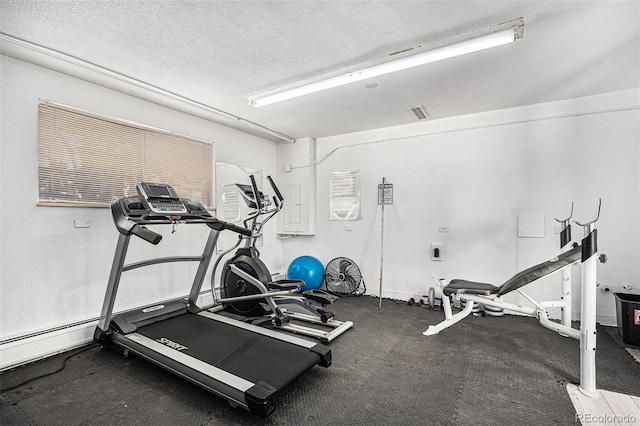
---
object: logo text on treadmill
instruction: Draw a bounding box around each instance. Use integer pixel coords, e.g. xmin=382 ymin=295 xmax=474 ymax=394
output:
xmin=156 ymin=337 xmax=188 ymax=351
xmin=142 ymin=304 xmax=165 ymax=313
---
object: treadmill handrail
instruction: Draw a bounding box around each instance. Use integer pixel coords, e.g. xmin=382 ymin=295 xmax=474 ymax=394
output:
xmin=98 ymin=195 xmax=248 ymax=332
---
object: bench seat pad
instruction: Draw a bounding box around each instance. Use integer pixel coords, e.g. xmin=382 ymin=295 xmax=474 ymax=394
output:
xmin=442 ymin=280 xmax=499 ymax=297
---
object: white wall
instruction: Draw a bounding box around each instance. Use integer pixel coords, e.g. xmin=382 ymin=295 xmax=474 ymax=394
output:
xmin=2 ymin=52 xmax=638 ymax=369
xmin=280 ymin=89 xmax=640 ymax=326
xmin=0 ymin=56 xmax=280 ymax=369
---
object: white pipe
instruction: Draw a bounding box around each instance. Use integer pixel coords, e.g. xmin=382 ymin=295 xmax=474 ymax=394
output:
xmin=0 ymin=32 xmax=296 ymax=143
xmin=289 ymin=105 xmax=640 ymax=170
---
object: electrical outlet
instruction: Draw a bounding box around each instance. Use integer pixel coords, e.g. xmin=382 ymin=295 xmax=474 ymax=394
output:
xmin=438 ymin=225 xmax=449 ymax=233
xmin=431 ymin=243 xmax=443 ymax=261
xmin=74 ymin=219 xmax=90 ymax=228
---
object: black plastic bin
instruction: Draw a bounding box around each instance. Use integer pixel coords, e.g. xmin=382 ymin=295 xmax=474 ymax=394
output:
xmin=614 ymin=292 xmax=640 ymax=346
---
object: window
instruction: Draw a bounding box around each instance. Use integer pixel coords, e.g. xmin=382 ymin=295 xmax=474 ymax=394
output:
xmin=37 ymin=100 xmax=213 ymax=207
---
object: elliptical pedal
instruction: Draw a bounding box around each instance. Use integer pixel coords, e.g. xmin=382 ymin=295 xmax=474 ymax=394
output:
xmin=302 ymin=289 xmax=339 ymax=306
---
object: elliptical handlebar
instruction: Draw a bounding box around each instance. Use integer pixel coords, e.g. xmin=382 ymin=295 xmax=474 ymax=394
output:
xmin=253 ymin=176 xmax=282 ymax=231
xmin=238 ymin=175 xmax=283 ymax=231
xmin=211 ymin=175 xmax=283 ymax=291
xmin=267 ymin=175 xmax=284 ymax=202
xmin=250 ymin=175 xmax=263 ymax=210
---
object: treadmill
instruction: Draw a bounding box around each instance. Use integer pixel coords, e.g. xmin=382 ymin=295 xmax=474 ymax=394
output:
xmin=94 ymin=182 xmax=331 ymax=417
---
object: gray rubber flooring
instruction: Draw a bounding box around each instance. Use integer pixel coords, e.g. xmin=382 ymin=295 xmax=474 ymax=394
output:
xmin=2 ymin=295 xmax=639 ymax=425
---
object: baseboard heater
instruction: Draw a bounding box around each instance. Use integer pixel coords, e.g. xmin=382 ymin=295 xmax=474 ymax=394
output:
xmin=0 ymin=291 xmax=214 ymax=371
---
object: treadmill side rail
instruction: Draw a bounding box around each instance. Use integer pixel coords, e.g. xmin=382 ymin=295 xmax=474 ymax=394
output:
xmin=113 ymin=332 xmax=278 ymax=417
xmin=198 ymin=311 xmax=332 ymax=367
xmin=197 ymin=311 xmax=316 ymax=347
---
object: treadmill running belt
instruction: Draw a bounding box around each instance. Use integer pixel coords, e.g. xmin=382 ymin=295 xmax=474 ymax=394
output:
xmin=137 ymin=313 xmax=320 ymax=390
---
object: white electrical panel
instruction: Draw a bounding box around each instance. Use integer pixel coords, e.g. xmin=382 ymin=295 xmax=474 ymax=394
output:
xmin=277 ymin=137 xmax=316 ymax=235
xmin=279 ymin=167 xmax=316 ymax=235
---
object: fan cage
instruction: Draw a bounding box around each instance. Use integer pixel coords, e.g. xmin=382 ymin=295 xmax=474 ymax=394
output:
xmin=324 ymin=257 xmax=364 ymax=296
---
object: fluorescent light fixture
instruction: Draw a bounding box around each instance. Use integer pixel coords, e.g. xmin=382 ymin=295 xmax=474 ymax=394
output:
xmin=249 ymin=25 xmax=523 ymax=107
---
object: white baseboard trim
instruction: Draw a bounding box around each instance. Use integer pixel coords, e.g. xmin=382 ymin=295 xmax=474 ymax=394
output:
xmin=0 ymin=321 xmax=97 ymax=372
xmin=594 ymin=314 xmax=617 ymax=327
xmin=0 ymin=293 xmax=212 ymax=372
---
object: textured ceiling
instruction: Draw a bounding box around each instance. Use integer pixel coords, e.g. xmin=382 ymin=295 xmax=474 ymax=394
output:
xmin=1 ymin=1 xmax=639 ymax=141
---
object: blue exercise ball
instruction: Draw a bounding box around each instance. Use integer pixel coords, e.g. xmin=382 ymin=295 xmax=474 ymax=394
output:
xmin=287 ymin=256 xmax=324 ymax=291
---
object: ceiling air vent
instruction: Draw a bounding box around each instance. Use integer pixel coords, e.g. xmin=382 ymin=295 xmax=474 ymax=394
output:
xmin=409 ymin=105 xmax=429 ymax=121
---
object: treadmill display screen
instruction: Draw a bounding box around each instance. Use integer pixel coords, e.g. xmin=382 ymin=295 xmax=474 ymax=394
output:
xmin=136 ymin=182 xmax=188 ymax=214
xmin=148 ymin=184 xmax=172 ymax=198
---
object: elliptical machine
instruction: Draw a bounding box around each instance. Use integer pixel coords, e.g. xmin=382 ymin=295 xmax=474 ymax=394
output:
xmin=209 ymin=175 xmax=353 ymax=342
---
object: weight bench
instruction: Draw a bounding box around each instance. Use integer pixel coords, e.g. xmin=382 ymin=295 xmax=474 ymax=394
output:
xmin=424 ymin=245 xmax=582 ymax=337
xmin=424 ymin=201 xmax=605 ymax=398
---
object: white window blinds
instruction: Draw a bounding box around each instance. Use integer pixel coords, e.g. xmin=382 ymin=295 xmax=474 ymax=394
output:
xmin=38 ymin=101 xmax=213 ymax=207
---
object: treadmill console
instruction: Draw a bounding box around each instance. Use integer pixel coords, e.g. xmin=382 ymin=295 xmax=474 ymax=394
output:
xmin=136 ymin=182 xmax=188 ymax=214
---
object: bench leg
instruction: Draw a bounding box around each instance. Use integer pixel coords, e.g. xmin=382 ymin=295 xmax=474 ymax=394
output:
xmin=424 ymin=296 xmax=474 ymax=336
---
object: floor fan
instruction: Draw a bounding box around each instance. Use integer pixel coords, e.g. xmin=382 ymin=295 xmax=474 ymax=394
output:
xmin=324 ymin=257 xmax=364 ymax=296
